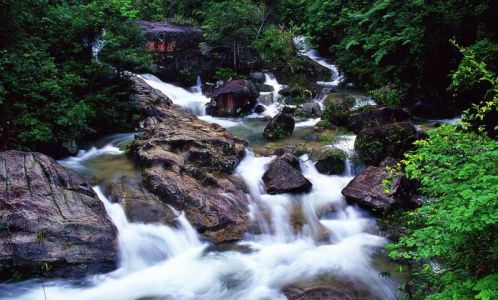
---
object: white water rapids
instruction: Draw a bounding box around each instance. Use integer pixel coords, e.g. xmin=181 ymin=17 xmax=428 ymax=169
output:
xmin=0 ymin=76 xmax=400 ymax=300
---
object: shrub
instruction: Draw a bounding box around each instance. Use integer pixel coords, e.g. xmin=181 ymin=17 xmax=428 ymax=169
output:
xmin=388 ymin=125 xmax=498 ymax=299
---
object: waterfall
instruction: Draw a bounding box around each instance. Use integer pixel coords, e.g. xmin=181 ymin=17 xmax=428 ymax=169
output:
xmin=293 ymin=36 xmax=344 ymax=86
xmin=139 ymin=74 xmax=210 ymax=116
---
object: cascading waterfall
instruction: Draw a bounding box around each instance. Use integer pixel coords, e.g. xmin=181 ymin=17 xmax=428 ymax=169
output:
xmin=293 ymin=36 xmax=344 ymax=86
xmin=139 ymin=73 xmax=210 ymax=116
xmin=0 ymin=75 xmax=400 ymax=300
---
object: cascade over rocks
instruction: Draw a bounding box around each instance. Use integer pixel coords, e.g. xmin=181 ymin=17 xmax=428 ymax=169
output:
xmin=107 ymin=176 xmax=177 ymax=225
xmin=347 ymin=106 xmax=410 ymax=133
xmin=130 ymin=76 xmax=249 ymax=242
xmin=262 ymin=153 xmax=312 ymax=194
xmin=0 ymin=151 xmax=117 ymax=279
xmin=208 ymin=80 xmax=259 ymax=117
xmin=263 ymin=113 xmax=295 ymax=140
xmin=342 ymin=166 xmax=418 ymax=215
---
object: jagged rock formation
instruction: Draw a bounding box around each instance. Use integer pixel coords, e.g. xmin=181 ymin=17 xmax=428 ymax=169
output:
xmin=129 ymin=76 xmax=249 ymax=242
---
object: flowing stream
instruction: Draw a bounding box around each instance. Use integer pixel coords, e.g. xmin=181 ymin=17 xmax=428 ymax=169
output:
xmin=0 ymin=76 xmax=403 ymax=300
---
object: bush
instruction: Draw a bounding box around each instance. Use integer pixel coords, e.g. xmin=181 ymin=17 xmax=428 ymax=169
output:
xmin=369 ymin=86 xmax=403 ymax=108
xmin=388 ymin=125 xmax=498 ymax=299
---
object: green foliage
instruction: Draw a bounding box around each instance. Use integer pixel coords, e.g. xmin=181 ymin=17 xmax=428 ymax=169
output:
xmin=369 ymin=86 xmax=403 ymax=108
xmin=200 ymin=0 xmax=263 ymax=48
xmin=321 ymin=95 xmax=354 ymax=127
xmin=212 ymin=68 xmax=241 ymax=82
xmin=254 ymin=26 xmax=301 ymax=75
xmin=271 ymin=123 xmax=288 ymax=140
xmin=388 ymin=125 xmax=498 ymax=299
xmin=450 ymin=43 xmax=498 ymax=136
xmin=0 ymin=0 xmax=150 ymax=153
xmin=302 ymin=0 xmax=498 ymax=109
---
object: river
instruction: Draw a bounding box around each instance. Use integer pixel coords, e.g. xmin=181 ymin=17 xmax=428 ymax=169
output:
xmin=0 ymin=52 xmax=407 ymax=299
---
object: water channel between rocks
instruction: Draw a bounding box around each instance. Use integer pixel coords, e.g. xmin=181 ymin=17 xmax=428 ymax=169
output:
xmin=0 ymin=61 xmax=411 ymax=299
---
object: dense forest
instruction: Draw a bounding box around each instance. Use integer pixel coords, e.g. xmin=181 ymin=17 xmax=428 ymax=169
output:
xmin=0 ymin=0 xmax=497 ymax=299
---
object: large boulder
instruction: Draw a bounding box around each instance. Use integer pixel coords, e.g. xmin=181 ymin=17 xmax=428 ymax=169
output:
xmin=0 ymin=151 xmax=117 ymax=279
xmin=355 ymin=122 xmax=418 ymax=165
xmin=262 ymin=154 xmax=312 ymax=194
xmin=342 ymin=166 xmax=418 ymax=215
xmin=138 ymin=20 xmax=203 ymax=85
xmin=130 ymin=105 xmax=249 ymax=242
xmin=208 ymin=80 xmax=259 ymax=117
xmin=131 ymin=75 xmax=172 ymax=107
xmin=409 ymin=100 xmax=455 ymax=119
xmin=263 ymin=113 xmax=295 ymax=140
xmin=347 ymin=107 xmax=410 ymax=133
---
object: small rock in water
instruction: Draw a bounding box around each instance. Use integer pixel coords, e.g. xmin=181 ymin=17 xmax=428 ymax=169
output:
xmin=249 ymin=72 xmax=265 ymax=83
xmin=311 ymin=148 xmax=347 ymax=175
xmin=302 ymin=102 xmax=322 ymax=117
xmin=263 ymin=113 xmax=295 ymax=140
xmin=262 ymin=154 xmax=312 ymax=194
xmin=254 ymin=104 xmax=266 ymax=114
xmin=208 ymin=80 xmax=259 ymax=117
xmin=342 ymin=166 xmax=419 ymax=215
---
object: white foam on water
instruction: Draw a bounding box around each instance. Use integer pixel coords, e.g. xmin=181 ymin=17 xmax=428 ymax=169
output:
xmin=4 ymin=150 xmax=398 ymax=300
xmin=294 ymin=36 xmax=344 ymax=86
xmin=139 ymin=73 xmax=210 ymax=116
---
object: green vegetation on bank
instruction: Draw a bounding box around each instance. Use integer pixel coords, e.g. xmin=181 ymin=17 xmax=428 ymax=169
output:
xmin=388 ymin=48 xmax=498 ymax=299
xmin=0 ymin=0 xmax=151 ymax=155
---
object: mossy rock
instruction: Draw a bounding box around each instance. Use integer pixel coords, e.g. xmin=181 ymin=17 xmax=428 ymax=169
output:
xmin=323 ymin=93 xmax=356 ymax=108
xmin=355 ymin=122 xmax=418 ymax=165
xmin=311 ymin=148 xmax=347 ymax=175
xmin=322 ymin=94 xmax=356 ymax=127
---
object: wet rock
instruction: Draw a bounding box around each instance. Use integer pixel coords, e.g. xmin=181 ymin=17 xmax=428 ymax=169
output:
xmin=130 ymin=76 xmax=172 ymax=108
xmin=311 ymin=148 xmax=347 ymax=175
xmin=355 ymin=122 xmax=418 ymax=165
xmin=254 ymin=104 xmax=266 ymax=114
xmin=342 ymin=166 xmax=418 ymax=215
xmin=409 ymin=100 xmax=455 ymax=119
xmin=0 ymin=151 xmax=117 ymax=279
xmin=130 ymin=104 xmax=249 ymax=242
xmin=208 ymin=80 xmax=259 ymax=117
xmin=283 ymin=282 xmax=372 ymax=300
xmin=263 ymin=113 xmax=295 ymax=140
xmin=282 ymin=106 xmax=296 ymax=115
xmin=262 ymin=154 xmax=312 ymax=194
xmin=256 ymin=83 xmax=275 ymax=93
xmin=302 ymin=102 xmax=322 ymax=118
xmin=279 ymin=87 xmax=301 ymax=97
xmin=347 ymin=107 xmax=410 ymax=133
xmin=107 ymin=177 xmax=177 ymax=225
xmin=250 ymin=72 xmax=265 ymax=83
